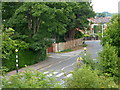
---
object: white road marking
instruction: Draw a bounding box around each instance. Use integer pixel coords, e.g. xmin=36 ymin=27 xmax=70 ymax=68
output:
xmin=60 ymin=55 xmax=73 ymax=56
xmin=72 ymin=62 xmax=76 ymax=66
xmin=53 ymin=72 xmax=58 ymax=75
xmin=44 ymin=71 xmax=49 ymax=74
xmin=62 ymin=62 xmax=76 ymax=70
xmin=41 ymin=65 xmax=52 ymax=70
xmin=56 ymin=73 xmax=64 ymax=77
xmin=40 ymin=54 xmax=79 ymax=71
xmin=66 ymin=74 xmax=72 ymax=77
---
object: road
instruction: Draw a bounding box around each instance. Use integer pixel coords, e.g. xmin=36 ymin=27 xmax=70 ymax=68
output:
xmin=38 ymin=40 xmax=102 ymax=85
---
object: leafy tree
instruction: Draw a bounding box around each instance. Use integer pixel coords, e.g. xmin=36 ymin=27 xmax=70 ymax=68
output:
xmin=2 ymin=2 xmax=23 ymax=25
xmin=101 ymin=15 xmax=120 ymax=56
xmin=2 ymin=25 xmax=29 ymax=60
xmin=3 ymin=2 xmax=95 ymax=42
xmin=99 ymin=15 xmax=119 ymax=82
xmin=96 ymin=13 xmax=106 ymax=17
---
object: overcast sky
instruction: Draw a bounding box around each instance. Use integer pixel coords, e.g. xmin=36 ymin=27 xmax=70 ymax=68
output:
xmin=92 ymin=0 xmax=119 ymax=13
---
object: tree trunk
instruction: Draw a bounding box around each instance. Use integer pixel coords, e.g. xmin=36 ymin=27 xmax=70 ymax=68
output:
xmin=27 ymin=13 xmax=32 ymax=37
xmin=68 ymin=28 xmax=76 ymax=40
xmin=33 ymin=17 xmax=40 ymax=34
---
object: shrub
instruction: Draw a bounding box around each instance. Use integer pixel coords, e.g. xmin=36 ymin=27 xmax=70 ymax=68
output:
xmin=99 ymin=44 xmax=119 ymax=77
xmin=80 ymin=53 xmax=100 ymax=70
xmin=2 ymin=49 xmax=47 ymax=71
xmin=0 ymin=67 xmax=9 ymax=75
xmin=64 ymin=65 xmax=118 ymax=88
xmin=2 ymin=69 xmax=62 ymax=88
xmin=65 ymin=65 xmax=100 ymax=88
xmin=2 ymin=26 xmax=47 ymax=71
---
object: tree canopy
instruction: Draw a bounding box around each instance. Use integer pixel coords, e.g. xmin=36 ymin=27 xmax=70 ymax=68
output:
xmin=3 ymin=2 xmax=95 ymax=43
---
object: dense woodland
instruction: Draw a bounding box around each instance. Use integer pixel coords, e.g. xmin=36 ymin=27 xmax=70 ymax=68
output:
xmin=2 ymin=2 xmax=95 ymax=71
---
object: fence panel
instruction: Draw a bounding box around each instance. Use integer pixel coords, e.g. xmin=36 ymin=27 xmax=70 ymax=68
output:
xmin=52 ymin=38 xmax=83 ymax=52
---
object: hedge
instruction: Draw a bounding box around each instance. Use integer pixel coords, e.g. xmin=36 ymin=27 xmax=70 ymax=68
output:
xmin=2 ymin=49 xmax=47 ymax=71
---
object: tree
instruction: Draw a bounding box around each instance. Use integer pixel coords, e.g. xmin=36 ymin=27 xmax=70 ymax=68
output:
xmin=3 ymin=2 xmax=95 ymax=42
xmin=96 ymin=13 xmax=106 ymax=17
xmin=101 ymin=15 xmax=120 ymax=56
xmin=2 ymin=25 xmax=29 ymax=60
xmin=99 ymin=15 xmax=119 ymax=79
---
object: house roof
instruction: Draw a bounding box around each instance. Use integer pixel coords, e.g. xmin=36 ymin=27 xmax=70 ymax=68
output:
xmin=88 ymin=17 xmax=111 ymax=24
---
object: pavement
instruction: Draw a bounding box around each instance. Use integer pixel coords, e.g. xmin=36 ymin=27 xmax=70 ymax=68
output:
xmin=6 ymin=48 xmax=83 ymax=76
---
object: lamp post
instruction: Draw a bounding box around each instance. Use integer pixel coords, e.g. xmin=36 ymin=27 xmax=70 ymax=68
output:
xmin=15 ymin=49 xmax=19 ymax=73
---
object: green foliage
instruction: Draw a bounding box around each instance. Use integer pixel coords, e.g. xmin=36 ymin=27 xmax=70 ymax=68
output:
xmin=99 ymin=15 xmax=119 ymax=81
xmin=84 ymin=34 xmax=91 ymax=37
xmin=74 ymin=31 xmax=83 ymax=39
xmin=3 ymin=2 xmax=95 ymax=42
xmin=99 ymin=44 xmax=119 ymax=77
xmin=2 ymin=2 xmax=95 ymax=71
xmin=82 ymin=44 xmax=87 ymax=47
xmin=101 ymin=15 xmax=119 ymax=46
xmin=94 ymin=24 xmax=102 ymax=33
xmin=83 ymin=54 xmax=96 ymax=69
xmin=65 ymin=65 xmax=118 ymax=88
xmin=2 ymin=69 xmax=62 ymax=88
xmin=0 ymin=67 xmax=9 ymax=75
xmin=59 ymin=49 xmax=73 ymax=53
xmin=2 ymin=26 xmax=29 ymax=61
xmin=101 ymin=15 xmax=120 ymax=56
xmin=65 ymin=65 xmax=100 ymax=88
xmin=2 ymin=26 xmax=47 ymax=71
xmin=3 ymin=49 xmax=46 ymax=71
xmin=80 ymin=53 xmax=101 ymax=71
xmin=96 ymin=13 xmax=106 ymax=17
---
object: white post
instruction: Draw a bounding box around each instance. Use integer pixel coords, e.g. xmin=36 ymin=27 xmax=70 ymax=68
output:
xmin=84 ymin=47 xmax=87 ymax=56
xmin=15 ymin=49 xmax=19 ymax=73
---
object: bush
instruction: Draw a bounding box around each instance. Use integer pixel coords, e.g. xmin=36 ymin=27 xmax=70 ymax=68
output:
xmin=82 ymin=54 xmax=100 ymax=70
xmin=84 ymin=34 xmax=91 ymax=37
xmin=0 ymin=67 xmax=9 ymax=75
xmin=65 ymin=65 xmax=101 ymax=88
xmin=2 ymin=26 xmax=47 ymax=71
xmin=65 ymin=65 xmax=118 ymax=88
xmin=99 ymin=44 xmax=119 ymax=77
xmin=2 ymin=49 xmax=47 ymax=71
xmin=2 ymin=69 xmax=62 ymax=88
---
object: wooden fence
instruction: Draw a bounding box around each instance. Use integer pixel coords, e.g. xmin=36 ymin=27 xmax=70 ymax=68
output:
xmin=50 ymin=38 xmax=83 ymax=52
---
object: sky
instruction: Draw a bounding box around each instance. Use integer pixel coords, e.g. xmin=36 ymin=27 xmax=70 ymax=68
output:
xmin=92 ymin=0 xmax=119 ymax=13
